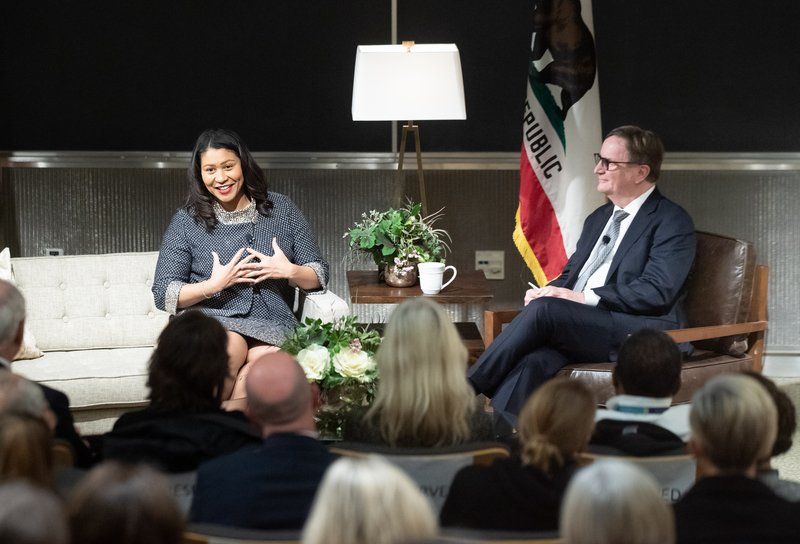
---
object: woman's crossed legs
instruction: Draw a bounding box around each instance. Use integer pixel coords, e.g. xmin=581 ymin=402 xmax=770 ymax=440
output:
xmin=221 ymin=330 xmax=279 ymax=411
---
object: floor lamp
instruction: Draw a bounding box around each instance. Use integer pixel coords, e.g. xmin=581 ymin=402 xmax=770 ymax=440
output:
xmin=351 ymin=42 xmax=467 ymax=216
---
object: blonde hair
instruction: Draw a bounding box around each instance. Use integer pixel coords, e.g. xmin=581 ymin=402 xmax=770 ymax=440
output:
xmin=367 ymin=298 xmax=474 ymax=447
xmin=518 ymin=378 xmax=596 ymax=473
xmin=302 ymin=456 xmax=437 ymax=544
xmin=690 ymin=373 xmax=777 ymax=472
xmin=561 ymin=460 xmax=675 ymax=544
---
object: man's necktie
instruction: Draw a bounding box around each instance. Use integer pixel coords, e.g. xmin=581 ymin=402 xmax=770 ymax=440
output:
xmin=572 ymin=209 xmax=630 ymax=293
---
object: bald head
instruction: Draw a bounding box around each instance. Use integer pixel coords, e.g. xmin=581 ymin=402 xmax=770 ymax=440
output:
xmin=245 ymin=351 xmax=314 ymax=434
xmin=0 ymin=280 xmax=25 ymax=356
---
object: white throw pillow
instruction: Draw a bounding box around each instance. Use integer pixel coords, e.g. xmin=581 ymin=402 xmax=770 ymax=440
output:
xmin=0 ymin=247 xmax=44 ymax=360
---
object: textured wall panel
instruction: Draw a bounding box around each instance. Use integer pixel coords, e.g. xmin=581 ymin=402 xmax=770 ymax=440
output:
xmin=2 ymin=168 xmax=404 ymax=308
xmin=659 ymin=171 xmax=800 ymax=349
xmin=421 ymin=170 xmax=524 ymax=309
xmin=268 ymin=169 xmax=403 ymax=302
xmin=2 ymin=166 xmax=797 ymax=351
xmin=6 ymin=168 xmax=185 ymax=256
xmin=0 ymin=169 xmax=21 ymax=255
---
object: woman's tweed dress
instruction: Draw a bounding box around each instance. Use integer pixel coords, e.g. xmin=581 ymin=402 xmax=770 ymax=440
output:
xmin=152 ymin=192 xmax=329 ymax=346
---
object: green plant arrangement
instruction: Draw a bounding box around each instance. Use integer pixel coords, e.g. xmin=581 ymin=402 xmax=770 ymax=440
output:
xmin=344 ymin=201 xmax=452 ymax=272
xmin=281 ymin=316 xmax=381 ymax=438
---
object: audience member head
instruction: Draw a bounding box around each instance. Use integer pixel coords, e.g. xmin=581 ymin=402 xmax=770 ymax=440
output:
xmin=368 ymin=297 xmax=474 ymax=447
xmin=303 ymin=456 xmax=437 ymax=544
xmin=147 ymin=310 xmax=229 ymax=412
xmin=742 ymin=371 xmax=795 ymax=461
xmin=689 ymin=373 xmax=777 ymax=476
xmin=245 ymin=351 xmax=315 ymax=436
xmin=561 ymin=459 xmax=675 ymax=544
xmin=605 ymin=125 xmax=665 ymax=182
xmin=0 ymin=413 xmax=54 ymax=488
xmin=518 ymin=378 xmax=596 ymax=475
xmin=613 ymin=328 xmax=682 ymax=397
xmin=186 ymin=128 xmax=271 ymax=230
xmin=0 ymin=481 xmax=69 ymax=544
xmin=0 ymin=279 xmax=26 ymax=360
xmin=0 ymin=372 xmax=56 ymax=430
xmin=68 ymin=461 xmax=184 ymax=544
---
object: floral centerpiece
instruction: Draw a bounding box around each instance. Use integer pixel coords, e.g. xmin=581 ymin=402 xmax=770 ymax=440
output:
xmin=281 ymin=316 xmax=381 ymax=438
xmin=344 ymin=201 xmax=451 ymax=286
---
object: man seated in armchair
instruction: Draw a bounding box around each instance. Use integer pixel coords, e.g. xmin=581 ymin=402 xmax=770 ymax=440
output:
xmin=468 ymin=126 xmax=696 ymax=418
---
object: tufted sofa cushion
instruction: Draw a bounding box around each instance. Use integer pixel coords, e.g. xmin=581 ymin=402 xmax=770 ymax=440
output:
xmin=10 ymin=251 xmax=350 ymax=434
xmin=11 ymin=252 xmax=168 ymax=351
xmin=11 ymin=347 xmax=150 ymax=408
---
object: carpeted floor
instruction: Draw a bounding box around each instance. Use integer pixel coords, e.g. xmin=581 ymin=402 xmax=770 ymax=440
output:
xmin=770 ymin=378 xmax=800 ymax=481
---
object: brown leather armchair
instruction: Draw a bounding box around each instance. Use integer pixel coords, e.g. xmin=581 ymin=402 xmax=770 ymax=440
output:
xmin=483 ymin=232 xmax=768 ymax=405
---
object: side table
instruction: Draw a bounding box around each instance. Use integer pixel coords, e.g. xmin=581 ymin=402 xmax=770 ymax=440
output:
xmin=346 ymin=270 xmax=493 ymax=363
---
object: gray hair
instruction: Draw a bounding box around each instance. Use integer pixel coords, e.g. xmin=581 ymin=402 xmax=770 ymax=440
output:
xmin=303 ymin=456 xmax=437 ymax=544
xmin=0 ymin=481 xmax=69 ymax=544
xmin=0 ymin=372 xmax=49 ymax=418
xmin=561 ymin=460 xmax=675 ymax=544
xmin=0 ymin=280 xmax=25 ymax=346
xmin=690 ymin=373 xmax=777 ymax=471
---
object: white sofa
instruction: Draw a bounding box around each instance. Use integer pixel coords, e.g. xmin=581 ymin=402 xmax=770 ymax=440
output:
xmin=10 ymin=252 xmax=348 ymax=435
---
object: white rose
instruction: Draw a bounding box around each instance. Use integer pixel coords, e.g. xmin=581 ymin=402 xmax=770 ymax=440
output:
xmin=333 ymin=348 xmax=376 ymax=381
xmin=297 ymin=344 xmax=331 ymax=381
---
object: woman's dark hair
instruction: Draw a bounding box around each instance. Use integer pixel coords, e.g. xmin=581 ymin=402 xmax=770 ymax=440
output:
xmin=68 ymin=462 xmax=184 ymax=544
xmin=147 ymin=311 xmax=229 ymax=412
xmin=185 ymin=128 xmax=273 ymax=230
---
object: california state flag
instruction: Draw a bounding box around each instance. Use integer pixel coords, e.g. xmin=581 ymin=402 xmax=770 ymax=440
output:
xmin=513 ymin=0 xmax=605 ymax=287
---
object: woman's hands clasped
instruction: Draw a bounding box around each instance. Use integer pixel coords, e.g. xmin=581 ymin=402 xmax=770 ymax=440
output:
xmin=208 ymin=248 xmax=258 ymax=292
xmin=240 ymin=238 xmax=295 ymax=283
xmin=205 ymin=238 xmax=300 ymax=298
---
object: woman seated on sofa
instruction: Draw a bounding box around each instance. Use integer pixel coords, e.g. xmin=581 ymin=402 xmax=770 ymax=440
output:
xmin=439 ymin=378 xmax=596 ymax=531
xmin=343 ymin=297 xmax=492 ymax=447
xmin=151 ymin=128 xmax=328 ymax=409
xmin=102 ymin=311 xmax=260 ymax=472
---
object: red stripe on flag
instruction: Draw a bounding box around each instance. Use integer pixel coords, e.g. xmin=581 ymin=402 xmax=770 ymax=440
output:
xmin=518 ymin=145 xmax=567 ymax=281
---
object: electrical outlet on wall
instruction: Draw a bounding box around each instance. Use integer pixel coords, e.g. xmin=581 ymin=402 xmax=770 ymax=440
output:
xmin=44 ymin=248 xmax=64 ymax=256
xmin=475 ymin=250 xmax=504 ymax=280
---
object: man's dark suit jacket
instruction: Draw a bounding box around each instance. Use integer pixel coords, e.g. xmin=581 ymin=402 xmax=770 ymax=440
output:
xmin=550 ymin=188 xmax=695 ymax=329
xmin=190 ymin=432 xmax=336 ymax=530
xmin=41 ymin=381 xmax=94 ymax=467
xmin=673 ymin=475 xmax=800 ymax=543
xmin=0 ymin=360 xmax=93 ymax=467
xmin=468 ymin=188 xmax=695 ymax=416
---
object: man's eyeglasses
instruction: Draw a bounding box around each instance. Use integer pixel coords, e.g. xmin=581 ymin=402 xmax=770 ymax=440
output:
xmin=593 ymin=153 xmax=641 ymax=171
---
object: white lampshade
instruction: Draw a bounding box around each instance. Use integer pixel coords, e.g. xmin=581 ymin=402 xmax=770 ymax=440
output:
xmin=351 ymin=43 xmax=466 ymax=121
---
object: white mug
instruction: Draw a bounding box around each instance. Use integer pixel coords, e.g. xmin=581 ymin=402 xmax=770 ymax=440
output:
xmin=417 ymin=262 xmax=457 ymax=295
